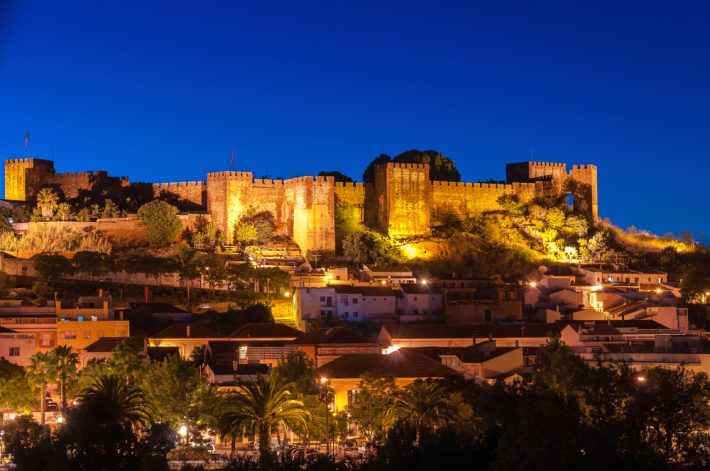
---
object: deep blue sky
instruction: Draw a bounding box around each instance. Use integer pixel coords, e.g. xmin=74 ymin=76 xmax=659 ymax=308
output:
xmin=1 ymin=1 xmax=709 ymax=239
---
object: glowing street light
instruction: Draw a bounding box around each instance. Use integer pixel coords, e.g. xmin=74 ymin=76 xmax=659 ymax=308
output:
xmin=319 ymin=377 xmax=330 ymax=456
xmin=57 ymin=415 xmax=64 ymax=424
xmin=420 ymin=279 xmax=428 ymax=285
xmin=529 ymin=281 xmax=537 ymax=288
xmin=635 ymin=375 xmax=646 ymax=383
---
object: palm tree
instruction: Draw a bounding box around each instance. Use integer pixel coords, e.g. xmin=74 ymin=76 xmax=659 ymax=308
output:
xmin=386 ymin=379 xmax=455 ymax=446
xmin=48 ymin=345 xmax=79 ymax=413
xmin=64 ymin=374 xmax=151 ymax=469
xmin=27 ymin=351 xmax=52 ymax=424
xmin=77 ymin=374 xmax=151 ymax=428
xmin=218 ymin=374 xmax=309 ymax=469
xmin=36 ymin=188 xmax=59 ymax=219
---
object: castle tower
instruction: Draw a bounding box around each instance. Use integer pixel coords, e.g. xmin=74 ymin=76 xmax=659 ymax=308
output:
xmin=285 ymin=176 xmax=336 ymax=253
xmin=206 ymin=171 xmax=254 ymax=244
xmin=569 ymin=164 xmax=598 ymax=219
xmin=373 ymin=162 xmax=431 ymax=238
xmin=4 ymin=158 xmax=55 ymax=201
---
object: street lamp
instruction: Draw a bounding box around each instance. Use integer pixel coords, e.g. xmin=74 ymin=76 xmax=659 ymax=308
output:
xmin=635 ymin=375 xmax=646 ymax=383
xmin=178 ymin=425 xmax=188 ymax=445
xmin=320 ymin=377 xmax=329 ymax=456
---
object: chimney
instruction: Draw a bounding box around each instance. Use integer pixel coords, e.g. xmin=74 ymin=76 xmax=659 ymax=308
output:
xmin=99 ymin=288 xmax=103 ymax=297
xmin=186 ymin=324 xmax=191 ymax=337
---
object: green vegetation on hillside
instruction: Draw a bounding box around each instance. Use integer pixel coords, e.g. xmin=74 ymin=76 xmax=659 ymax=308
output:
xmin=363 ymin=149 xmax=461 ymax=182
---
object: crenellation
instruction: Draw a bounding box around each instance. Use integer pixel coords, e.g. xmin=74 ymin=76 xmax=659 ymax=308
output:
xmin=4 ymin=156 xmax=598 ymax=250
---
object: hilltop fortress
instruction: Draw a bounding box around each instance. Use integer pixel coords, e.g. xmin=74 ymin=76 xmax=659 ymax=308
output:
xmin=4 ymin=158 xmax=598 ymax=253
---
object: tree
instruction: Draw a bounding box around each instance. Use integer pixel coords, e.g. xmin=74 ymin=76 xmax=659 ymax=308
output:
xmin=218 ymin=374 xmax=309 ymax=469
xmin=137 ymin=200 xmax=182 ymax=246
xmin=1 ymin=415 xmax=58 ymax=470
xmin=386 ymin=379 xmax=456 ymax=446
xmin=0 ymin=358 xmax=36 ymax=413
xmin=63 ymin=374 xmax=151 ymax=470
xmin=532 ymin=339 xmax=587 ymax=404
xmin=349 ymin=374 xmax=397 ymax=442
xmin=273 ymin=350 xmax=317 ymax=395
xmin=48 ymin=345 xmax=79 ymax=414
xmin=32 ymin=253 xmax=73 ymax=297
xmin=27 ymin=351 xmax=53 ymax=424
xmin=101 ymin=199 xmax=123 ymax=218
xmin=72 ymin=250 xmax=114 ymax=278
xmin=363 ymin=150 xmax=461 ymax=182
xmin=36 ymin=187 xmax=60 ymax=219
xmin=585 ymin=230 xmax=613 ymax=263
xmin=234 ymin=221 xmax=258 ymax=246
xmin=318 ymin=171 xmax=353 ymax=182
xmin=109 ymin=338 xmax=146 ymax=385
xmin=625 ymin=367 xmax=710 ymax=465
xmin=54 ymin=202 xmax=74 ymax=221
xmin=140 ymin=355 xmax=213 ymax=434
xmin=234 ymin=208 xmax=276 ymax=246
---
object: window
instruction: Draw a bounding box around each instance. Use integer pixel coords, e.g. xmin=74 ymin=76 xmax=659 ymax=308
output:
xmin=9 ymin=347 xmax=20 ymax=356
xmin=41 ymin=334 xmax=52 ymax=347
xmin=658 ymin=277 xmax=663 ymax=283
xmin=84 ymin=331 xmax=91 ymax=339
xmin=326 ymin=296 xmax=333 ymax=306
xmin=340 ymin=295 xmax=349 ymax=305
xmin=634 ymin=278 xmax=639 ymax=283
xmin=320 ymin=310 xmax=326 ymax=317
xmin=414 ymin=296 xmax=418 ymax=301
xmin=352 ymin=298 xmax=358 ymax=304
xmin=343 ymin=312 xmax=349 ymax=318
xmin=347 ymin=389 xmax=358 ymax=409
xmin=353 ymin=312 xmax=358 ymax=318
xmin=62 ymin=331 xmax=77 ymax=340
xmin=320 ymin=296 xmax=326 ymax=302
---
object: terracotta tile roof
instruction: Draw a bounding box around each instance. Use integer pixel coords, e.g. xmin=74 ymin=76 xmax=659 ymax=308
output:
xmin=0 ymin=326 xmax=16 ymax=334
xmin=151 ymin=324 xmax=222 ymax=339
xmin=147 ymin=346 xmax=181 ymax=362
xmin=83 ymin=336 xmax=145 ymax=353
xmin=316 ymin=350 xmax=459 ymax=379
xmin=290 ymin=327 xmax=375 ymax=346
xmin=399 ymin=284 xmax=443 ymax=295
xmin=128 ymin=302 xmax=188 ymax=314
xmin=382 ymin=323 xmax=558 ymax=340
xmin=230 ymin=323 xmax=303 ymax=339
xmin=333 ymin=285 xmax=395 ymax=296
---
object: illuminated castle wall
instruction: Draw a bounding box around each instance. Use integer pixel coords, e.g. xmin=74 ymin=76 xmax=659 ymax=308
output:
xmin=4 ymin=157 xmax=598 ymax=253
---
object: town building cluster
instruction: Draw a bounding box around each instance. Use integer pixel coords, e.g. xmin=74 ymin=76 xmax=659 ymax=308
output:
xmin=1 ymin=260 xmax=705 ymax=417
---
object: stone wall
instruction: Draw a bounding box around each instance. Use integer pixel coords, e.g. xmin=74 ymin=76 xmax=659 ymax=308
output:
xmin=152 ymin=181 xmax=206 ymax=209
xmin=373 ymin=163 xmax=431 ymax=237
xmin=4 ymin=157 xmax=599 ymax=252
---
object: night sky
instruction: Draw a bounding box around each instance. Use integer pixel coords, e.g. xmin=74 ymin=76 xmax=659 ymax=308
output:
xmin=1 ymin=1 xmax=708 ymax=239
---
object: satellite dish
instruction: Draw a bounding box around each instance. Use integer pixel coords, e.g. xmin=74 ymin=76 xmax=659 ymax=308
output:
xmin=8 ymin=291 xmax=17 ymax=298
xmin=538 ymin=265 xmax=548 ymax=274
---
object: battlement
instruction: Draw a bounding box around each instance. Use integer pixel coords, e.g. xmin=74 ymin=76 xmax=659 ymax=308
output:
xmin=384 ymin=162 xmax=429 ymax=170
xmin=334 ymin=181 xmax=365 ymax=189
xmin=206 ymin=171 xmax=253 ymax=180
xmin=152 ymin=181 xmax=205 ymax=190
xmin=528 ymin=161 xmax=566 ymax=168
xmin=6 ymin=158 xmax=36 ymax=165
xmin=571 ymin=164 xmax=597 ymax=171
xmin=53 ymin=170 xmax=108 ymax=178
xmin=252 ymin=178 xmax=285 ymax=187
xmin=284 ymin=175 xmax=334 ymax=184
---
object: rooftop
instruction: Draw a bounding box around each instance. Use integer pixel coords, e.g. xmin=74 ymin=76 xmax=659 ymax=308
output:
xmin=316 ymin=350 xmax=458 ymax=379
xmin=230 ymin=323 xmax=303 ymax=339
xmin=399 ymin=283 xmax=443 ymax=295
xmin=333 ymin=285 xmax=395 ymax=296
xmin=381 ymin=323 xmax=558 ymax=340
xmin=151 ymin=324 xmax=222 ymax=339
xmin=128 ymin=302 xmax=189 ymax=314
xmin=289 ymin=327 xmax=376 ymax=345
xmin=83 ymin=336 xmax=145 ymax=353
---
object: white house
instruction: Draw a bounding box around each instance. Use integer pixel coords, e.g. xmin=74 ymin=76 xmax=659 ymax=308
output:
xmin=293 ymin=285 xmax=396 ymax=325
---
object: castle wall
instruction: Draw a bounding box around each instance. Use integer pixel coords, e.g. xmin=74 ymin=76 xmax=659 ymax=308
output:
xmin=152 ymin=181 xmax=206 ymax=210
xmin=4 ymin=158 xmax=55 ymax=201
xmin=333 ymin=182 xmax=366 ymax=223
xmin=569 ymin=164 xmax=599 ymax=218
xmin=285 ymin=176 xmax=336 ymax=253
xmin=251 ymin=179 xmax=289 ymax=236
xmin=42 ymin=171 xmax=114 ymax=199
xmin=374 ymin=163 xmax=430 ymax=238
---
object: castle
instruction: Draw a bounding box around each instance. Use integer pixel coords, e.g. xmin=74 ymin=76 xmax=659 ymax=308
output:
xmin=4 ymin=158 xmax=598 ymax=253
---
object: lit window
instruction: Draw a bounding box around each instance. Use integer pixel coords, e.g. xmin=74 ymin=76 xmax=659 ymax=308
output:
xmin=9 ymin=347 xmax=20 ymax=356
